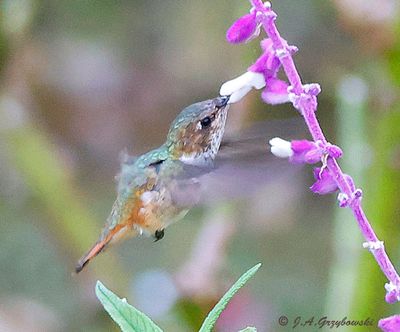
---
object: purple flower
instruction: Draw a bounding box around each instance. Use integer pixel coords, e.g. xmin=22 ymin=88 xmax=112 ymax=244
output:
xmin=226 ymin=11 xmax=259 ymax=44
xmin=379 ymin=315 xmax=400 ymax=332
xmin=310 ymin=167 xmax=338 ymax=195
xmin=269 ymin=138 xmax=344 ymax=165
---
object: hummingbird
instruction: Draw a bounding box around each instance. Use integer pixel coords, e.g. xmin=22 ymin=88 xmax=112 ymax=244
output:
xmin=75 ymin=95 xmax=230 ymax=273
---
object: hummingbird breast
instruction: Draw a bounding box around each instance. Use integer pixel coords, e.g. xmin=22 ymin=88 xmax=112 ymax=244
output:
xmin=105 ymin=157 xmax=193 ymax=240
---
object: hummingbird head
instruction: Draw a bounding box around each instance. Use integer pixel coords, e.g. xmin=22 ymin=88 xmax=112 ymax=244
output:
xmin=167 ymin=96 xmax=230 ymax=166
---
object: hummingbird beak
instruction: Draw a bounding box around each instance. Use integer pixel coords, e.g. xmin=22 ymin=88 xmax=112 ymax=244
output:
xmin=215 ymin=95 xmax=230 ymax=109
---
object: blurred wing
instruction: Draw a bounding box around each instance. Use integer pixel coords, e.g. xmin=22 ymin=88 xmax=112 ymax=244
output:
xmin=218 ymin=117 xmax=305 ymax=163
xmin=174 ymin=117 xmax=307 ymax=206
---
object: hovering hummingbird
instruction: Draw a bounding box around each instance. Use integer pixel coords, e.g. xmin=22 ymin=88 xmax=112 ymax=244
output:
xmin=76 ymin=95 xmax=230 ymax=273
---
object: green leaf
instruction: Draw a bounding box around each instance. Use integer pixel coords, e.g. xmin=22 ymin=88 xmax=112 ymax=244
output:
xmin=238 ymin=328 xmax=257 ymax=332
xmin=95 ymin=281 xmax=163 ymax=332
xmin=199 ymin=263 xmax=261 ymax=332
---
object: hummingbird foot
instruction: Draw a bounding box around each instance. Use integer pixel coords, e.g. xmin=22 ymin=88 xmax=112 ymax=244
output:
xmin=154 ymin=229 xmax=165 ymax=242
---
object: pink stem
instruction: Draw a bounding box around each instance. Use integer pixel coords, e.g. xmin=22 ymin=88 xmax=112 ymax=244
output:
xmin=250 ymin=0 xmax=400 ymax=302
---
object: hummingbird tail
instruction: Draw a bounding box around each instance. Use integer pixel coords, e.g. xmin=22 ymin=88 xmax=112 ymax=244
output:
xmin=75 ymin=224 xmax=125 ymax=273
xmin=75 ymin=241 xmax=106 ymax=273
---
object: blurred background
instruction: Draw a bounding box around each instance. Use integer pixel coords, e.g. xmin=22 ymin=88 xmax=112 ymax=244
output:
xmin=1 ymin=0 xmax=400 ymax=331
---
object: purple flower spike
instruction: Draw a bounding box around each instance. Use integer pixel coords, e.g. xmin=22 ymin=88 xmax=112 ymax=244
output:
xmin=310 ymin=167 xmax=338 ymax=195
xmin=227 ymin=0 xmax=400 ymax=311
xmin=379 ymin=315 xmax=400 ymax=332
xmin=261 ymin=78 xmax=290 ymax=105
xmin=226 ymin=11 xmax=258 ymax=44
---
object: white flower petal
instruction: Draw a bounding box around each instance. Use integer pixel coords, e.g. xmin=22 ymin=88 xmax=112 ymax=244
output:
xmin=249 ymin=72 xmax=267 ymax=89
xmin=228 ymin=86 xmax=253 ymax=103
xmin=220 ymin=71 xmax=265 ymax=97
xmin=269 ymin=137 xmax=293 ymax=158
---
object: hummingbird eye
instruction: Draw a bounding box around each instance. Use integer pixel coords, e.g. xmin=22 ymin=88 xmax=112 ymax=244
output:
xmin=200 ymin=116 xmax=212 ymax=128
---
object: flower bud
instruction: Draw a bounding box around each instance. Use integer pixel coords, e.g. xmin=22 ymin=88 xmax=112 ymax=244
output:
xmin=226 ymin=11 xmax=258 ymax=44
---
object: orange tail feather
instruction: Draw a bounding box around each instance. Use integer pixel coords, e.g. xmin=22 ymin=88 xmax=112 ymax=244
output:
xmin=75 ymin=224 xmax=125 ymax=273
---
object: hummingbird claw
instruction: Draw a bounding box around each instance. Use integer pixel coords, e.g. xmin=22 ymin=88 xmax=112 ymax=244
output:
xmin=154 ymin=229 xmax=165 ymax=242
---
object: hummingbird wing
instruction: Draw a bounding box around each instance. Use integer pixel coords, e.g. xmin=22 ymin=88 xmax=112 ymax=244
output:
xmin=171 ymin=117 xmax=307 ymax=206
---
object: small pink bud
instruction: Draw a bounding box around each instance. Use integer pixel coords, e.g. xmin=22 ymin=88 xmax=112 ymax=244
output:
xmin=325 ymin=144 xmax=343 ymax=159
xmin=353 ymin=188 xmax=362 ymax=199
xmin=337 ymin=193 xmax=349 ymax=207
xmin=226 ymin=12 xmax=258 ymax=44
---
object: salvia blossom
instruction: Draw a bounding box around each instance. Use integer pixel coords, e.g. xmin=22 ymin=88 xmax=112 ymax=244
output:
xmin=223 ymin=1 xmax=400 ymax=327
xmin=378 ymin=315 xmax=400 ymax=332
xmin=269 ymin=138 xmax=342 ymax=165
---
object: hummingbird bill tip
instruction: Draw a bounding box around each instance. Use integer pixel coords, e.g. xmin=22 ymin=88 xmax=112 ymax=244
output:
xmin=216 ymin=95 xmax=230 ymax=108
xmin=75 ymin=260 xmax=89 ymax=274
